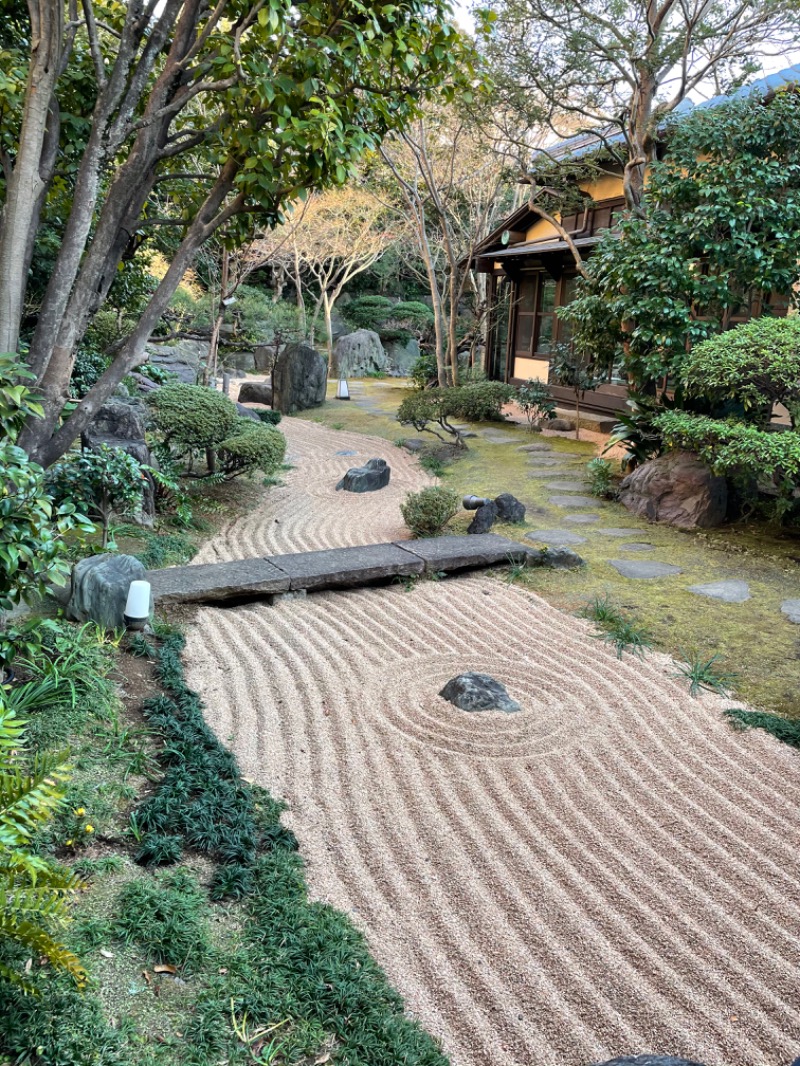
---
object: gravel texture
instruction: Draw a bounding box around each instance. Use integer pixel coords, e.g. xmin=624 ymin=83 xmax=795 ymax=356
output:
xmin=184 ymin=419 xmax=800 ymax=1066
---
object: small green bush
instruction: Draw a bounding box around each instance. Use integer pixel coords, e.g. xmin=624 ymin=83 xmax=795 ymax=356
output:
xmin=47 ymin=444 xmax=148 ymax=548
xmin=516 ymin=379 xmax=556 ymax=430
xmin=135 ymin=832 xmax=183 ymax=866
xmin=148 ymin=383 xmax=240 ymax=454
xmin=257 ymin=407 xmax=282 ymax=425
xmin=679 ymin=316 xmax=800 ymax=426
xmin=114 ymin=867 xmax=210 ymax=969
xmin=586 ymin=457 xmax=615 ymax=498
xmin=449 ymin=381 xmax=515 ymax=422
xmin=344 ymin=295 xmax=395 ymax=332
xmin=218 ymin=422 xmax=286 ymax=480
xmin=409 ymin=350 xmax=438 ymax=389
xmin=401 ymin=486 xmax=460 ymax=537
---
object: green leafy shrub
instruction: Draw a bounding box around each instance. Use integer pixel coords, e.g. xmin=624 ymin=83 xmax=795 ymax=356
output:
xmin=257 ymin=407 xmax=282 ymax=425
xmin=345 ymin=296 xmax=435 ymax=346
xmin=134 ymin=531 xmax=195 ymax=569
xmin=398 ymin=382 xmax=514 ymax=448
xmin=218 ymin=422 xmax=286 ymax=480
xmin=137 ymin=362 xmax=176 ymax=385
xmin=148 ymin=382 xmax=240 ymax=457
xmin=0 ymin=698 xmax=85 ymax=990
xmin=47 ymin=444 xmax=148 ymax=548
xmin=343 ymin=295 xmax=395 ymax=332
xmin=0 ymin=354 xmax=93 ymax=616
xmin=409 ymin=350 xmax=438 ymax=389
xmin=655 ymin=410 xmax=800 ymax=505
xmin=679 ymin=317 xmax=800 ymax=427
xmin=449 ymin=381 xmax=515 ymax=422
xmin=401 ymin=486 xmax=460 ymax=537
xmin=586 ymin=457 xmax=615 ymax=498
xmin=70 ymin=346 xmax=108 ymax=397
xmin=516 ymin=379 xmax=556 ymax=430
xmin=604 ymin=391 xmax=674 ymax=472
xmin=114 ymin=868 xmax=210 ymax=969
xmin=135 ymin=832 xmax=183 ymax=866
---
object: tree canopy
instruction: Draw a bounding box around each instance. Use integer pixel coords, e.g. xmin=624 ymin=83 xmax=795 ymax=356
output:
xmin=562 ymin=90 xmax=800 ymax=388
xmin=0 ymin=0 xmax=474 ymax=465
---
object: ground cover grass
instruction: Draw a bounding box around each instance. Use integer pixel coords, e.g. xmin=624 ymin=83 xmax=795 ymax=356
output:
xmin=0 ymin=617 xmax=450 ymax=1066
xmin=307 ymin=378 xmax=800 ymax=718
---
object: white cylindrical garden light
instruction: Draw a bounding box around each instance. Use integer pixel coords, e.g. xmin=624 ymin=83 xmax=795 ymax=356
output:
xmin=336 ymin=376 xmax=350 ymax=400
xmin=124 ymin=580 xmax=151 ymax=631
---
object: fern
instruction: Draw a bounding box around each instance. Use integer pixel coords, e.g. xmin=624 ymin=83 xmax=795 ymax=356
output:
xmin=0 ymin=692 xmax=85 ymax=990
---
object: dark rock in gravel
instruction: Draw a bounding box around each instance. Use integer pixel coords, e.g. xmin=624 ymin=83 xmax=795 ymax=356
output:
xmin=439 ymin=672 xmax=521 ymax=713
xmin=549 ymin=417 xmax=575 ymax=431
xmin=494 ymin=493 xmax=526 ymax=523
xmin=336 ymin=457 xmax=390 ymax=493
xmin=68 ymin=554 xmax=151 ymax=631
xmin=238 ymin=381 xmax=273 ymax=405
xmin=467 ymin=501 xmax=498 ymax=534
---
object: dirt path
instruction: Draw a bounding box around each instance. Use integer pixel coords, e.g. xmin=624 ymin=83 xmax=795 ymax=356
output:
xmin=185 ymin=418 xmax=800 ymax=1066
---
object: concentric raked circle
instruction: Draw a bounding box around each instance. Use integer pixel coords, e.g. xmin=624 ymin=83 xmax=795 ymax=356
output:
xmin=362 ymin=653 xmax=607 ymax=759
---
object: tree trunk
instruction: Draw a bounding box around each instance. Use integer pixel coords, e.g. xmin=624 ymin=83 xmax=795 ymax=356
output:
xmin=322 ymin=291 xmax=333 ymax=360
xmin=0 ymin=1 xmax=63 ymax=354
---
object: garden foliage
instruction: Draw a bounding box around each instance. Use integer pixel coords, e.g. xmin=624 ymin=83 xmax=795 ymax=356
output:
xmin=563 ymin=91 xmax=800 ymax=388
xmin=398 ymin=382 xmax=514 ymax=447
xmin=515 ymin=379 xmax=556 ymax=430
xmin=401 ymin=486 xmax=460 ymax=537
xmin=47 ymin=445 xmax=148 ymax=548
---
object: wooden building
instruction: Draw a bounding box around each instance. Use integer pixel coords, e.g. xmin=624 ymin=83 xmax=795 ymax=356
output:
xmin=476 ymin=65 xmax=800 ymax=416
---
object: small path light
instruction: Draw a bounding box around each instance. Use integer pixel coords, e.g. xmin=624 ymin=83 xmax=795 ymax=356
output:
xmin=463 ymin=495 xmax=490 ymax=510
xmin=124 ymin=580 xmax=151 ymax=631
xmin=336 ymin=375 xmax=350 ymax=400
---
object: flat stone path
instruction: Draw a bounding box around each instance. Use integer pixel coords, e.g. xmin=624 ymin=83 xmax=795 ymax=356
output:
xmin=526 ymin=529 xmax=587 ymax=546
xmin=148 ymin=533 xmax=533 ymax=606
xmin=781 ymin=599 xmax=800 ymax=623
xmin=689 ymin=580 xmax=751 ymax=603
xmin=610 ymin=560 xmax=684 ymax=580
xmin=547 ymin=479 xmax=591 ymax=492
xmin=549 ymin=495 xmax=599 ymax=508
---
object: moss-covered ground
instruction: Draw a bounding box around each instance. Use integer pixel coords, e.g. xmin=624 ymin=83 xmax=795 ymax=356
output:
xmin=305 ymin=378 xmax=800 ymax=719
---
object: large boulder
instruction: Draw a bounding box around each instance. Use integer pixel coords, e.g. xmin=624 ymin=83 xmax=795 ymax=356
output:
xmin=385 ymin=337 xmax=420 ymax=376
xmin=333 ymin=329 xmax=387 ymax=377
xmin=272 ymin=342 xmax=327 ymax=413
xmin=253 ymin=344 xmax=275 ymax=373
xmin=143 ymin=339 xmax=207 ymax=384
xmin=222 ymin=350 xmax=256 ymax=373
xmin=238 ymin=381 xmax=273 ymax=406
xmin=336 ymin=458 xmax=390 ymax=493
xmin=619 ymin=450 xmax=727 ymax=529
xmin=439 ymin=673 xmax=521 ymax=713
xmin=68 ymin=554 xmax=152 ymax=631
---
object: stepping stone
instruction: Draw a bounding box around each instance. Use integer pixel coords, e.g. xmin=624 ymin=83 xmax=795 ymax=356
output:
xmin=548 ymin=495 xmax=598 ymax=508
xmin=620 ymin=542 xmax=654 ymax=552
xmin=525 ymin=529 xmax=587 ymax=546
xmin=546 ymin=480 xmax=590 ymax=492
xmin=527 ymin=468 xmax=580 ymax=479
xmin=517 ymin=443 xmax=553 ymax=452
xmin=781 ymin=599 xmax=800 ymax=623
xmin=481 ymin=430 xmax=519 ymax=443
xmin=592 ymin=527 xmax=640 ymax=537
xmin=526 ymin=457 xmax=569 ymax=467
xmin=609 ymin=560 xmax=683 ymax=580
xmin=564 ymin=514 xmax=601 ymax=524
xmin=688 ymin=579 xmax=751 ymax=603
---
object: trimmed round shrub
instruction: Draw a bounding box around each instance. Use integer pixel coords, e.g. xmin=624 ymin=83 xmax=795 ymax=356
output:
xmin=257 ymin=408 xmax=282 ymax=426
xmin=219 ymin=423 xmax=286 ymax=479
xmin=449 ymin=381 xmax=515 ymax=422
xmin=401 ymin=485 xmax=460 ymax=537
xmin=148 ymin=383 xmax=239 ymax=451
xmin=680 ymin=316 xmax=800 ymax=426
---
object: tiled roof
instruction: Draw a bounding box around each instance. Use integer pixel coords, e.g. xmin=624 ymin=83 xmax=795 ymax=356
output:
xmin=531 ymin=62 xmax=800 ymax=167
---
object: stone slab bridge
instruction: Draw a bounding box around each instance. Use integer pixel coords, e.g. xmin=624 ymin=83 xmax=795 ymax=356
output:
xmin=147 ymin=533 xmax=550 ymax=607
